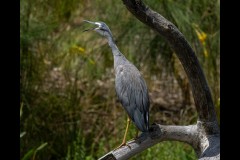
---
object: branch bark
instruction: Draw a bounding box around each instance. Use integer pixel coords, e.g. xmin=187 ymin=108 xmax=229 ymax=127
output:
xmin=98 ymin=0 xmax=220 ymax=159
xmin=99 ymin=122 xmax=219 ymax=160
xmin=99 ymin=124 xmax=198 ymax=160
xmin=122 ymin=0 xmax=217 ymax=126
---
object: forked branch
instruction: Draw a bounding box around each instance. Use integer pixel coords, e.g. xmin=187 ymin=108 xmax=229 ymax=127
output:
xmin=99 ymin=124 xmax=198 ymax=160
xmin=122 ymin=0 xmax=218 ymax=125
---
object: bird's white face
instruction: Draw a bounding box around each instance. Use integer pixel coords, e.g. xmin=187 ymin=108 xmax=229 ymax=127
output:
xmin=95 ymin=22 xmax=102 ymax=27
xmin=94 ymin=22 xmax=110 ymax=37
xmin=83 ymin=20 xmax=112 ymax=37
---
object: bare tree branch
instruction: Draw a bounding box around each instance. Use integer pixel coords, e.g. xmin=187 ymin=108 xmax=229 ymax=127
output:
xmin=121 ymin=0 xmax=218 ymax=126
xmin=99 ymin=122 xmax=219 ymax=160
xmin=99 ymin=124 xmax=198 ymax=160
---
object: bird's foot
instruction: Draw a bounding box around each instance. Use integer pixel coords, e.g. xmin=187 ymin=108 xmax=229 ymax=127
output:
xmin=114 ymin=142 xmax=131 ymax=150
xmin=129 ymin=136 xmax=138 ymax=141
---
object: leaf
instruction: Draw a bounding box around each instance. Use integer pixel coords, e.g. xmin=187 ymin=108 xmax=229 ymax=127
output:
xmin=21 ymin=149 xmax=34 ymax=160
xmin=20 ymin=103 xmax=23 ymax=118
xmin=36 ymin=142 xmax=48 ymax=151
xmin=20 ymin=132 xmax=26 ymax=138
xmin=31 ymin=142 xmax=48 ymax=160
xmin=88 ymin=59 xmax=95 ymax=65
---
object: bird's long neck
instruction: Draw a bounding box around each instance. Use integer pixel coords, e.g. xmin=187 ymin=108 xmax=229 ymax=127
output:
xmin=105 ymin=31 xmax=127 ymax=70
xmin=106 ymin=34 xmax=122 ymax=56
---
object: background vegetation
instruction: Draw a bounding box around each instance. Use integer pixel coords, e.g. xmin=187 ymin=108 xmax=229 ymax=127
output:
xmin=20 ymin=0 xmax=220 ymax=159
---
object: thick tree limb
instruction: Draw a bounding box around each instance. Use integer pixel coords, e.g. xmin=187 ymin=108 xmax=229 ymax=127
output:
xmin=98 ymin=124 xmax=197 ymax=160
xmin=122 ymin=0 xmax=218 ymax=126
xmin=99 ymin=122 xmax=219 ymax=160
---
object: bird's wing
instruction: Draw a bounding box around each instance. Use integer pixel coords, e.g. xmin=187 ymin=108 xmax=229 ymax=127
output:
xmin=115 ymin=64 xmax=149 ymax=132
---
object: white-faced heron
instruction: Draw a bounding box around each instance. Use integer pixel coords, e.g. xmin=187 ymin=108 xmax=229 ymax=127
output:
xmin=83 ymin=20 xmax=150 ymax=148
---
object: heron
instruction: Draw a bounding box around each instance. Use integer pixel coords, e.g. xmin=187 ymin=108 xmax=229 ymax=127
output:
xmin=83 ymin=20 xmax=150 ymax=148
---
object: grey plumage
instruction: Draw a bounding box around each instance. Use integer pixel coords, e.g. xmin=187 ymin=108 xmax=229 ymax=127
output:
xmin=83 ymin=20 xmax=149 ymax=132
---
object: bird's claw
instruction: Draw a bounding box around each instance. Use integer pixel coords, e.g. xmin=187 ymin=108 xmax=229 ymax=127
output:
xmin=114 ymin=143 xmax=131 ymax=151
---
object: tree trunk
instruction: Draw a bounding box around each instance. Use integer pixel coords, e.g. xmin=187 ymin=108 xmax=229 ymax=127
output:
xmin=98 ymin=0 xmax=220 ymax=159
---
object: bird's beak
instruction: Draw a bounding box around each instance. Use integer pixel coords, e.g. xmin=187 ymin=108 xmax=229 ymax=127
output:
xmin=83 ymin=20 xmax=99 ymax=32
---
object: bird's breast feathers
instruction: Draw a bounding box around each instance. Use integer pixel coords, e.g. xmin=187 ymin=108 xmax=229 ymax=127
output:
xmin=115 ymin=64 xmax=141 ymax=78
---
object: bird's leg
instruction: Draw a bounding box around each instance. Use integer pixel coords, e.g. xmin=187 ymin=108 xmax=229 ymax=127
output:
xmin=122 ymin=117 xmax=130 ymax=145
xmin=115 ymin=117 xmax=131 ymax=149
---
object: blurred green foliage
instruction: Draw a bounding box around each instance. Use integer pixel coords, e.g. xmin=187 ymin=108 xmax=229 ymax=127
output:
xmin=20 ymin=0 xmax=219 ymax=159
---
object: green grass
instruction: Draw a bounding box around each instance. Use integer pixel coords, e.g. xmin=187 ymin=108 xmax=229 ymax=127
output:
xmin=133 ymin=141 xmax=196 ymax=160
xmin=64 ymin=127 xmax=197 ymax=160
xmin=65 ymin=130 xmax=197 ymax=160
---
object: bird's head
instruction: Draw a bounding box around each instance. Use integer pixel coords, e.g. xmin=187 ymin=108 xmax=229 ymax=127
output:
xmin=83 ymin=20 xmax=112 ymax=37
